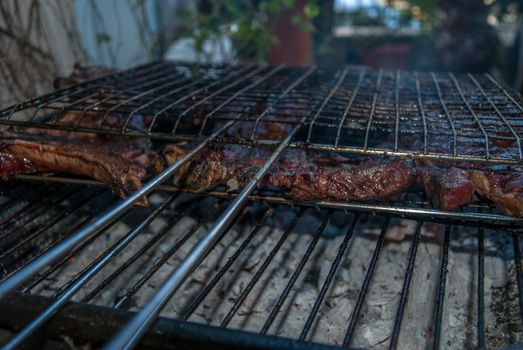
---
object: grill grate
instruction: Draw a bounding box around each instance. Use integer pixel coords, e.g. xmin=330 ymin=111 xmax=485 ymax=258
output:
xmin=1 ymin=61 xmax=523 ymax=164
xmin=0 ymin=181 xmax=522 ymax=349
xmin=0 ymin=61 xmax=523 ymax=349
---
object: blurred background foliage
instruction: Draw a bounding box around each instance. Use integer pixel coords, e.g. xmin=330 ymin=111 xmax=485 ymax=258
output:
xmin=1 ymin=0 xmax=523 ymax=107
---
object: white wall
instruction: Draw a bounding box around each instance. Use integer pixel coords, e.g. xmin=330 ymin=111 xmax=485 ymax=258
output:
xmin=73 ymin=0 xmax=163 ymax=69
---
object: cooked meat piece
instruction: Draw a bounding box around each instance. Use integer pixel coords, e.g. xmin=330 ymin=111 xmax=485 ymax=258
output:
xmin=164 ymin=143 xmax=266 ymax=192
xmin=417 ymin=166 xmax=474 ymax=211
xmin=0 ymin=132 xmax=148 ymax=206
xmin=267 ymin=157 xmax=414 ymax=201
xmin=17 ymin=110 xmax=163 ymax=174
xmin=220 ymin=121 xmax=293 ymax=141
xmin=0 ymin=153 xmax=41 ymax=180
xmin=164 ymin=143 xmax=415 ymax=201
xmin=470 ymin=170 xmax=523 ymax=217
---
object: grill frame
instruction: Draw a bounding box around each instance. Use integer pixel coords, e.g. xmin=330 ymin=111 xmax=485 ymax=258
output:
xmin=0 ymin=61 xmax=523 ymax=349
xmin=1 ymin=61 xmax=523 ymax=165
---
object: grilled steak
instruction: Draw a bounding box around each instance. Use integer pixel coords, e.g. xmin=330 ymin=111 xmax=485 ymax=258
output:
xmin=18 ymin=111 xmax=163 ymax=173
xmin=470 ymin=170 xmax=523 ymax=217
xmin=0 ymin=132 xmax=149 ymax=206
xmin=416 ymin=166 xmax=474 ymax=211
xmin=164 ymin=140 xmax=523 ymax=216
xmin=164 ymin=143 xmax=415 ymax=201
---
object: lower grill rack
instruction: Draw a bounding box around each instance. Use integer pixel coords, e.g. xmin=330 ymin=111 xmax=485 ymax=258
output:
xmin=0 ymin=181 xmax=522 ymax=349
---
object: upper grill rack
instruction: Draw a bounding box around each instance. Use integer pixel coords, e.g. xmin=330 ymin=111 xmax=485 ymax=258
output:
xmin=1 ymin=61 xmax=522 ymax=165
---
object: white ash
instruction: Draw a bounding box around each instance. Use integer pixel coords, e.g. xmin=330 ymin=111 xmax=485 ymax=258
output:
xmin=28 ymin=196 xmax=523 ymax=349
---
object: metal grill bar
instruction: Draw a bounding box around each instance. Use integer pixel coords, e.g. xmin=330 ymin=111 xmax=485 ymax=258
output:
xmin=477 ymin=227 xmax=485 ymax=350
xmin=195 ymin=65 xmax=283 ymax=135
xmin=179 ymin=206 xmax=280 ymax=320
xmin=432 ymin=225 xmax=451 ymax=350
xmin=512 ymin=232 xmax=523 ymax=332
xmin=389 ymin=221 xmax=422 ymax=349
xmin=430 ymin=72 xmax=458 ymax=157
xmin=335 ymin=69 xmax=365 ymax=147
xmin=18 ymin=196 xmax=119 ymax=293
xmin=219 ymin=208 xmax=294 ymax=327
xmin=363 ymin=69 xmax=383 ymax=150
xmin=143 ymin=65 xmax=256 ymax=133
xmin=299 ymin=213 xmax=359 ymax=341
xmin=196 ymin=65 xmax=283 ymax=134
xmin=468 ymin=74 xmax=522 ymax=159
xmin=105 ymin=122 xmax=304 ymax=349
xmin=101 ymin=202 xmax=225 ymax=307
xmin=1 ymin=61 xmax=523 ymax=350
xmin=0 ymin=190 xmax=100 ymax=261
xmin=260 ymin=211 xmax=333 ymax=335
xmin=0 ymin=119 xmax=237 ymax=299
xmin=10 ymin=174 xmax=523 ymax=228
xmin=448 ymin=73 xmax=490 ymax=158
xmin=3 ymin=63 xmax=522 ymax=164
xmin=343 ymin=217 xmax=390 ymax=346
xmin=414 ymin=72 xmax=428 ymax=154
xmin=0 ymin=195 xmax=180 ymax=350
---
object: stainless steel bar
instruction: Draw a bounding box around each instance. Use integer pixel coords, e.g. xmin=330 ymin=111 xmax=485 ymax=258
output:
xmin=179 ymin=206 xmax=279 ymax=320
xmin=449 ymin=73 xmax=490 ymax=158
xmin=105 ymin=67 xmax=239 ymax=129
xmin=49 ymin=65 xmax=177 ymax=126
xmin=306 ymin=66 xmax=350 ymax=143
xmin=249 ymin=66 xmax=316 ymax=139
xmin=512 ymin=232 xmax=523 ymax=333
xmin=0 ymin=190 xmax=100 ymax=260
xmin=343 ymin=217 xmax=391 ymax=346
xmin=163 ymin=65 xmax=265 ymax=134
xmin=414 ymin=71 xmax=428 ymax=154
xmin=51 ymin=196 xmax=184 ymax=299
xmin=0 ymin=185 xmax=55 ymax=229
xmin=259 ymin=212 xmax=333 ymax=335
xmin=19 ymin=195 xmax=118 ymax=293
xmin=432 ymin=226 xmax=451 ymax=350
xmin=485 ymin=73 xmax=523 ymax=117
xmin=363 ymin=69 xmax=383 ymax=150
xmin=106 ymin=202 xmax=225 ymax=308
xmin=1 ymin=61 xmax=166 ymax=121
xmin=0 ymin=118 xmax=237 ymax=299
xmin=137 ymin=65 xmax=253 ymax=132
xmin=468 ymin=73 xmax=522 ymax=160
xmin=389 ymin=221 xmax=422 ymax=350
xmin=298 ymin=213 xmax=359 ymax=340
xmin=0 ymin=196 xmax=177 ymax=350
xmin=11 ymin=174 xmax=523 ymax=227
xmin=219 ymin=208 xmax=299 ymax=327
xmin=56 ymin=63 xmax=175 ymax=116
xmin=195 ymin=65 xmax=284 ymax=135
xmin=431 ymin=72 xmax=458 ymax=157
xmin=334 ymin=69 xmax=366 ymax=147
xmin=394 ymin=70 xmax=401 ymax=151
xmin=0 ymin=188 xmax=77 ymax=237
xmin=104 ymin=122 xmax=302 ymax=350
xmin=477 ymin=227 xmax=485 ymax=349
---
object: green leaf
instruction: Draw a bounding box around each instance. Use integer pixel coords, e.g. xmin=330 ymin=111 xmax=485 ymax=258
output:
xmin=304 ymin=3 xmax=319 ymax=19
xmin=291 ymin=14 xmax=315 ymax=32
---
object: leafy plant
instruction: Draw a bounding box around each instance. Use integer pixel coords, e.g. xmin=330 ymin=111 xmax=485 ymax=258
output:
xmin=179 ymin=0 xmax=319 ymax=63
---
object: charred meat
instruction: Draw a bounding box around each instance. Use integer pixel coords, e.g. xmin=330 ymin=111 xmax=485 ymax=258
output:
xmin=0 ymin=132 xmax=149 ymax=206
xmin=164 ymin=143 xmax=415 ymax=201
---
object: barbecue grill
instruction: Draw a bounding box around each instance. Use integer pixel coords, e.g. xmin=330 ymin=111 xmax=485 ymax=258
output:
xmin=0 ymin=61 xmax=522 ymax=349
